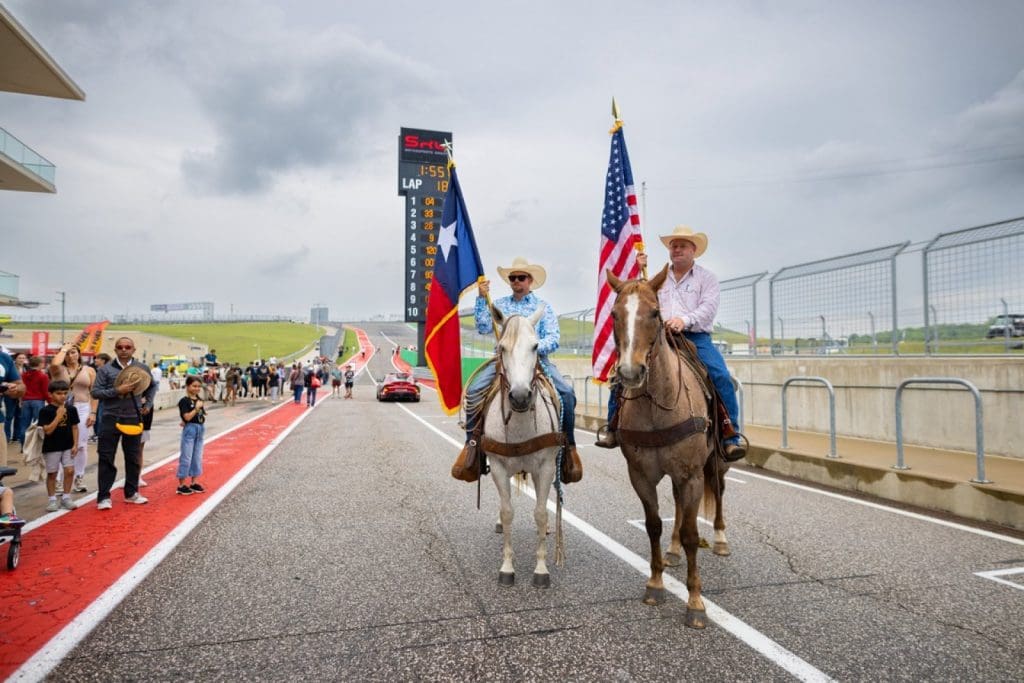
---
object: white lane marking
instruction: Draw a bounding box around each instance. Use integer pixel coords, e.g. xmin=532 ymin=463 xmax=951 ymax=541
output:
xmin=736 ymin=468 xmax=1024 ymax=547
xmin=974 ymin=567 xmax=1024 ymax=591
xmin=12 ymin=397 xmax=331 ymax=682
xmin=574 ymin=427 xmax=1023 ymax=548
xmin=398 ymin=404 xmax=835 ymax=683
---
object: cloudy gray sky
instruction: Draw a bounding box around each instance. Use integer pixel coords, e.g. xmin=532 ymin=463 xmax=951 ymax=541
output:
xmin=3 ymin=0 xmax=1023 ymax=324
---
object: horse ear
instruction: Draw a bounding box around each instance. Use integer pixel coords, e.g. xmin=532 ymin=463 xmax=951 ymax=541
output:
xmin=606 ymin=269 xmax=624 ymax=293
xmin=648 ymin=264 xmax=669 ymax=292
xmin=528 ymin=304 xmax=546 ymax=328
xmin=490 ymin=303 xmax=505 ymax=328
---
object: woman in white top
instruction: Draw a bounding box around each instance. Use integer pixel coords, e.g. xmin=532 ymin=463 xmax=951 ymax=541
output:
xmin=50 ymin=342 xmax=96 ymax=493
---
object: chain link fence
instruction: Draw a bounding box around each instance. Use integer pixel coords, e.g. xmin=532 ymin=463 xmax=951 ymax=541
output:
xmin=769 ymin=242 xmax=908 ymax=355
xmin=923 ymin=216 xmax=1024 ymax=354
xmin=539 ymin=214 xmax=1024 ymax=358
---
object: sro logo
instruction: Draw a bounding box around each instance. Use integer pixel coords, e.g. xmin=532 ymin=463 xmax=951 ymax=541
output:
xmin=404 ymin=135 xmax=446 ymax=151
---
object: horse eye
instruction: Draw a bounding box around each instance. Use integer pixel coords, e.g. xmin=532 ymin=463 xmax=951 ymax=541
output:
xmin=532 ymin=343 xmax=539 ymax=352
xmin=610 ymin=310 xmax=619 ymax=320
xmin=650 ymin=309 xmax=660 ymax=320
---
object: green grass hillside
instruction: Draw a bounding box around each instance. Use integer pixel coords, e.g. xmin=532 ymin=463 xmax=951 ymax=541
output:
xmin=106 ymin=322 xmax=323 ymax=364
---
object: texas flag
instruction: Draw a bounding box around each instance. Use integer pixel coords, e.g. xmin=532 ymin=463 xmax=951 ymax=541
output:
xmin=424 ymin=165 xmax=485 ymax=414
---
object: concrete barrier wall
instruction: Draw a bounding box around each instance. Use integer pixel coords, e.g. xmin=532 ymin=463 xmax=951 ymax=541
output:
xmin=559 ymin=356 xmax=1024 ymax=459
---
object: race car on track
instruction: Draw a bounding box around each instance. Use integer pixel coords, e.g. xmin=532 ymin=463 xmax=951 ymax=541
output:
xmin=376 ymin=372 xmax=420 ymax=402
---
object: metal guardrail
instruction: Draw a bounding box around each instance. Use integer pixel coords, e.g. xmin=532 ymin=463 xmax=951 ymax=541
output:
xmin=893 ymin=377 xmax=990 ymax=484
xmin=573 ymin=376 xmax=605 ymax=417
xmin=781 ymin=376 xmax=837 ymax=458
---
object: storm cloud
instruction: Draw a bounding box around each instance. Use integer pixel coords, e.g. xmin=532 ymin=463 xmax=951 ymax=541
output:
xmin=2 ymin=0 xmax=1023 ymax=323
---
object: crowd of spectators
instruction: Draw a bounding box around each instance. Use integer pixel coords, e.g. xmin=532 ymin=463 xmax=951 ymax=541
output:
xmin=0 ymin=331 xmax=352 ymax=523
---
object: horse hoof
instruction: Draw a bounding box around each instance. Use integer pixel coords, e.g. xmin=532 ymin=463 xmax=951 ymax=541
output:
xmin=532 ymin=573 xmax=551 ymax=589
xmin=498 ymin=572 xmax=515 ymax=586
xmin=664 ymin=552 xmax=682 ymax=567
xmin=685 ymin=608 xmax=708 ymax=629
xmin=643 ymin=587 xmax=665 ymax=605
xmin=713 ymin=542 xmax=731 ymax=557
xmin=698 ymin=536 xmax=710 ymax=549
xmin=494 ymin=523 xmax=503 ymax=534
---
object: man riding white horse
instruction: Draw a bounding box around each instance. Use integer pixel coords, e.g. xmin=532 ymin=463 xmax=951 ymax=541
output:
xmin=452 ymin=256 xmax=582 ymax=483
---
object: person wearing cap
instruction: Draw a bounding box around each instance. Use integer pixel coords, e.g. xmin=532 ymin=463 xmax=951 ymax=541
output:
xmin=90 ymin=336 xmax=156 ymax=509
xmin=455 ymin=257 xmax=582 ymax=482
xmin=595 ymin=226 xmax=746 ymax=461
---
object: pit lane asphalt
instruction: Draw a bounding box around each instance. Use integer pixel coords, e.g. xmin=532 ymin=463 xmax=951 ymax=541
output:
xmin=49 ymin=326 xmax=1024 ymax=681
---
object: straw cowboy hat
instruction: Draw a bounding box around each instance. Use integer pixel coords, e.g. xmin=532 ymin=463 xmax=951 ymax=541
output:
xmin=659 ymin=225 xmax=708 ymax=257
xmin=114 ymin=365 xmax=152 ymax=396
xmin=496 ymin=256 xmax=546 ymax=289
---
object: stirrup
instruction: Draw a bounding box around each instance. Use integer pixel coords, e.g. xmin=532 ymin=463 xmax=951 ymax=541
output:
xmin=722 ymin=434 xmax=749 ymax=462
xmin=594 ymin=424 xmax=619 ymax=449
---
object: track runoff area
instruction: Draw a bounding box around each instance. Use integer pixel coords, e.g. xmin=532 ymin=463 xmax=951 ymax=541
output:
xmin=5 ymin=325 xmax=1021 ymax=680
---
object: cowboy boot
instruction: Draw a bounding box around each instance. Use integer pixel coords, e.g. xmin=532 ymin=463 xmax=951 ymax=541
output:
xmin=723 ymin=437 xmax=747 ymax=462
xmin=594 ymin=424 xmax=619 ymax=449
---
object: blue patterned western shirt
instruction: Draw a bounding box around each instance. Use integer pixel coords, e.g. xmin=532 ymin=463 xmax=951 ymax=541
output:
xmin=474 ymin=293 xmax=560 ymax=358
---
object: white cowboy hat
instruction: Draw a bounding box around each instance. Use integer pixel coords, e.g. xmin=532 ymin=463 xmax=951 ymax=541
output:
xmin=659 ymin=225 xmax=708 ymax=257
xmin=496 ymin=256 xmax=546 ymax=289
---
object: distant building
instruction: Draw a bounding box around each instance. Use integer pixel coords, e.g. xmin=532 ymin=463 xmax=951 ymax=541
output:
xmin=310 ymin=306 xmax=329 ymax=325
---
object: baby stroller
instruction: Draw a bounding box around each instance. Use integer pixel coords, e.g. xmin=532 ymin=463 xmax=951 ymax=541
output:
xmin=0 ymin=466 xmax=24 ymax=569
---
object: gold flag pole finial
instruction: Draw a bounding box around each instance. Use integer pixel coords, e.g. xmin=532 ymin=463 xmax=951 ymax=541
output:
xmin=442 ymin=139 xmax=455 ymax=169
xmin=610 ymin=97 xmax=623 ymax=133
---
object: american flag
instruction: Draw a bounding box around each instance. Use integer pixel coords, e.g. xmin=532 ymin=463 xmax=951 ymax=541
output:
xmin=592 ymin=124 xmax=643 ymax=383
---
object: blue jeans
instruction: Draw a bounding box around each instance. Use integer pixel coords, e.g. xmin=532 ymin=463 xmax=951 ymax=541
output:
xmin=177 ymin=422 xmax=205 ymax=479
xmin=306 ymin=387 xmax=318 ymax=406
xmin=293 ymin=386 xmax=303 ymax=403
xmin=464 ymin=357 xmax=576 ymax=445
xmin=3 ymin=396 xmax=19 ymax=441
xmin=18 ymin=399 xmax=44 ymax=444
xmin=606 ymin=332 xmax=739 ymax=442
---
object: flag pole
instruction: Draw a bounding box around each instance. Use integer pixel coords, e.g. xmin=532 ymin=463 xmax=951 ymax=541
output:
xmin=612 ymin=98 xmax=647 ymax=280
xmin=444 ymin=140 xmax=498 ymax=343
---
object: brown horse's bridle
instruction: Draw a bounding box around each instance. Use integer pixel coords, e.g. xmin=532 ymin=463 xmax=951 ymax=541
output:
xmin=618 ymin=310 xmax=689 ymax=412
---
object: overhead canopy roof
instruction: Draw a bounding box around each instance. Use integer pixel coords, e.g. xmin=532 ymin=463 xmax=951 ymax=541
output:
xmin=0 ymin=4 xmax=85 ymax=100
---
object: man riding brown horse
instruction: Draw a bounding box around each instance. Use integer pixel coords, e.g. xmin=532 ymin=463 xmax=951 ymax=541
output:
xmin=596 ymin=225 xmax=747 ymax=461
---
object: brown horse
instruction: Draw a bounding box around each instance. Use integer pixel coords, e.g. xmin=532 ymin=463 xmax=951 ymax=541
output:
xmin=607 ymin=265 xmax=730 ymax=629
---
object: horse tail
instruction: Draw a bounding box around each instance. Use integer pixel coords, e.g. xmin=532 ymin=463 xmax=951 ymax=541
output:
xmin=702 ymin=476 xmax=717 ymax=522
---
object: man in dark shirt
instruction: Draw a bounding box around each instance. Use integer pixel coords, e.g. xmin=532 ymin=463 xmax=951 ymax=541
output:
xmin=90 ymin=337 xmax=156 ymax=510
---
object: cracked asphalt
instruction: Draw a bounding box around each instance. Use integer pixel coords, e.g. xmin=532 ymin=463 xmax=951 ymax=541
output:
xmin=48 ymin=323 xmax=1024 ymax=681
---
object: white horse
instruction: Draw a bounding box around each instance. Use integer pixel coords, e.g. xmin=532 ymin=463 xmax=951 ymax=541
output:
xmin=481 ymin=305 xmax=563 ymax=588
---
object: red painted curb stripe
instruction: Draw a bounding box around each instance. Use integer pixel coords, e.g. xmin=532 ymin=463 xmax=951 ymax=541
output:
xmin=0 ymin=401 xmax=307 ymax=678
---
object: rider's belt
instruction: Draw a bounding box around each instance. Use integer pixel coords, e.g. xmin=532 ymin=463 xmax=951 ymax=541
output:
xmin=481 ymin=432 xmax=564 ymax=457
xmin=618 ymin=416 xmax=708 ymax=448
